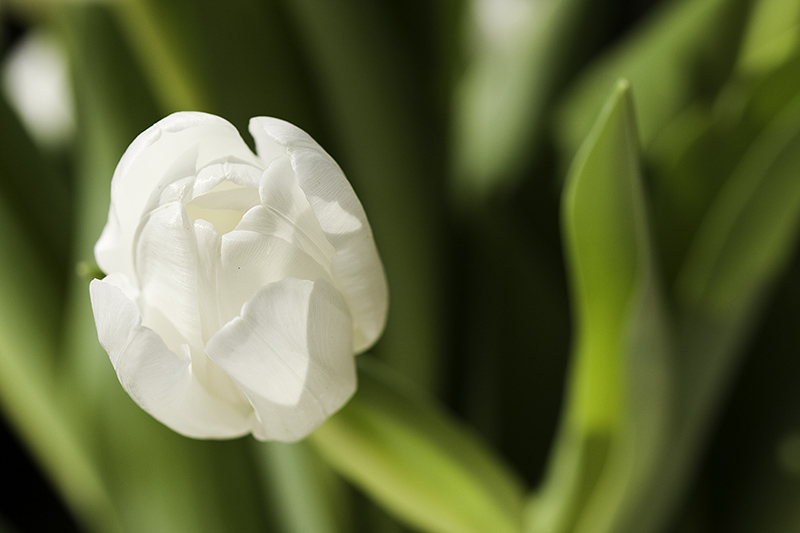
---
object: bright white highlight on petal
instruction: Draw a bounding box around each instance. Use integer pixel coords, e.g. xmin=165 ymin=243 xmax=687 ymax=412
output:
xmin=90 ymin=112 xmax=387 ymax=442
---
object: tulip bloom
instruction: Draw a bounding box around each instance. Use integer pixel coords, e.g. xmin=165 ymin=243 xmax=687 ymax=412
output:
xmin=90 ymin=112 xmax=388 ymax=442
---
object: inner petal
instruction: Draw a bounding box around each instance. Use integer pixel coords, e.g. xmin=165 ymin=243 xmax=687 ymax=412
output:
xmin=237 ymin=155 xmax=335 ymax=272
xmin=217 ymin=230 xmax=332 ymax=326
xmin=133 ymin=206 xmax=252 ymax=422
xmin=135 ymin=202 xmax=203 ymax=348
xmin=186 ymin=179 xmax=260 ymax=235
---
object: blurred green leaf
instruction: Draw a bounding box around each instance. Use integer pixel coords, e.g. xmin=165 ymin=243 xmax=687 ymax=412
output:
xmin=111 ymin=0 xmax=320 ymax=131
xmin=681 ymin=266 xmax=800 ymax=532
xmin=0 ymin=50 xmax=118 ymax=531
xmin=739 ymin=52 xmax=800 ymax=129
xmin=647 ymin=49 xmax=800 ymax=284
xmin=54 ymin=0 xmax=161 ymax=391
xmin=112 ymin=0 xmax=210 ymax=111
xmin=455 ymin=204 xmax=571 ymax=483
xmin=676 ymin=93 xmax=800 ymax=318
xmin=624 ymin=59 xmax=800 ymax=533
xmin=529 ymin=81 xmax=671 ymax=533
xmin=0 ymin=94 xmax=71 ymax=278
xmin=646 ymin=102 xmax=734 ymax=283
xmin=191 ymin=0 xmax=321 ymax=131
xmin=255 ymin=440 xmax=349 ymax=533
xmin=737 ymin=0 xmax=800 ymax=75
xmin=312 ymin=356 xmax=524 ymax=533
xmin=0 ymin=123 xmax=121 ymax=533
xmin=0 ymin=207 xmax=119 ymax=533
xmin=556 ymin=0 xmax=753 ymax=161
xmin=452 ymin=0 xmax=590 ymax=200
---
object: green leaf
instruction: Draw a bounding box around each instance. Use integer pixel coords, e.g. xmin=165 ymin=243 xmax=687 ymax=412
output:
xmin=112 ymin=0 xmax=320 ymax=132
xmin=529 ymin=81 xmax=671 ymax=533
xmin=613 ymin=57 xmax=800 ymax=533
xmin=452 ymin=0 xmax=590 ymax=200
xmin=112 ymin=0 xmax=210 ymax=111
xmin=0 ymin=208 xmax=121 ymax=533
xmin=646 ymin=54 xmax=800 ymax=285
xmin=192 ymin=0 xmax=320 ymax=132
xmin=737 ymin=0 xmax=800 ymax=75
xmin=0 ymin=94 xmax=71 ymax=273
xmin=0 ymin=135 xmax=121 ymax=533
xmin=254 ymin=440 xmax=349 ymax=533
xmin=676 ymin=95 xmax=800 ymax=318
xmin=311 ymin=356 xmax=524 ymax=533
xmin=666 ymin=87 xmax=800 ymax=412
xmin=556 ymin=0 xmax=753 ymax=160
xmin=561 ymin=80 xmax=665 ymax=434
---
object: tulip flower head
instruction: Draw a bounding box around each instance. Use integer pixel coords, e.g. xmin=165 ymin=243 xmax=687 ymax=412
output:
xmin=90 ymin=112 xmax=388 ymax=442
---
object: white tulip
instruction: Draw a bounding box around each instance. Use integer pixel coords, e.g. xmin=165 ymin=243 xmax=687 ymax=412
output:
xmin=89 ymin=112 xmax=388 ymax=442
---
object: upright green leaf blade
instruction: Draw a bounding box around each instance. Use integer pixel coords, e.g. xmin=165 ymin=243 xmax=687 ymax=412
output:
xmin=561 ymin=80 xmax=661 ymax=435
xmin=530 ymin=81 xmax=671 ymax=533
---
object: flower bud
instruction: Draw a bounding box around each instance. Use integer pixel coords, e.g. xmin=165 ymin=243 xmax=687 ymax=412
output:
xmin=90 ymin=112 xmax=387 ymax=442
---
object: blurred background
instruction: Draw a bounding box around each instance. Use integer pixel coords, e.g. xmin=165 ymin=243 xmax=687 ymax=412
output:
xmin=1 ymin=0 xmax=800 ymax=531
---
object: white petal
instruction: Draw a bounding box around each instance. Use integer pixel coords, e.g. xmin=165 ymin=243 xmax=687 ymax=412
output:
xmin=89 ymin=278 xmax=253 ymax=439
xmin=248 ymin=117 xmax=388 ymax=352
xmin=236 ymin=155 xmax=335 ymax=270
xmin=135 ymin=202 xmax=203 ymax=348
xmin=193 ymin=218 xmax=224 ymax=340
xmin=205 ymin=278 xmax=356 ymax=442
xmin=95 ymin=112 xmax=263 ymax=282
xmin=186 ymin=181 xmax=260 ymax=236
xmin=217 ymin=229 xmax=330 ymax=325
xmin=193 ymin=160 xmax=264 ymax=194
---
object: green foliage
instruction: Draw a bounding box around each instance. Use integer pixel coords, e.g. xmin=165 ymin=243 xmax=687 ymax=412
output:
xmin=453 ymin=0 xmax=592 ymax=199
xmin=312 ymin=357 xmax=524 ymax=533
xmin=528 ymin=81 xmax=671 ymax=533
xmin=0 ymin=80 xmax=120 ymax=533
xmin=556 ymin=0 xmax=753 ymax=158
xmin=2 ymin=0 xmax=800 ymax=531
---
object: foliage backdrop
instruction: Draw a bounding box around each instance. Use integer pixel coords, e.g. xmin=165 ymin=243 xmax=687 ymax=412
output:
xmin=1 ymin=0 xmax=800 ymax=531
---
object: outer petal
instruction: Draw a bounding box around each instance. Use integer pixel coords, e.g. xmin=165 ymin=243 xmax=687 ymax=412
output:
xmin=205 ymin=278 xmax=355 ymax=442
xmin=248 ymin=117 xmax=388 ymax=352
xmin=89 ymin=277 xmax=254 ymax=439
xmin=95 ymin=112 xmax=264 ymax=282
